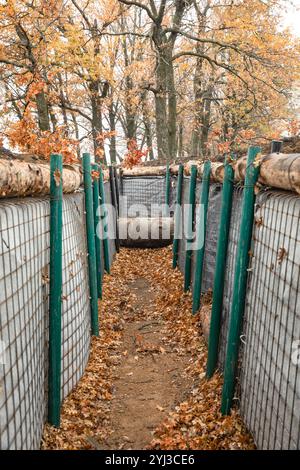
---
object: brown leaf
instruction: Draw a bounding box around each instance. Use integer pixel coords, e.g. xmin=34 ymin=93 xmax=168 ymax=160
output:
xmin=53 ymin=169 xmax=61 ymax=187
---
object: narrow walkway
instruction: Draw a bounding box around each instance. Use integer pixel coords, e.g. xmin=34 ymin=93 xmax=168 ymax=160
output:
xmin=104 ymin=276 xmax=189 ymax=450
xmin=42 ymin=248 xmax=254 ymax=450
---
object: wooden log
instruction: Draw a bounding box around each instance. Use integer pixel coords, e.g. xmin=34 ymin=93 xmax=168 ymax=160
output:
xmin=0 ymin=158 xmax=82 ymax=198
xmin=121 ymin=154 xmax=300 ymax=195
xmin=119 ymin=217 xmax=174 ymax=248
xmin=258 ymin=153 xmax=300 ymax=194
xmin=122 ymin=166 xmax=167 ymax=177
xmin=233 ymin=153 xmax=300 ymax=194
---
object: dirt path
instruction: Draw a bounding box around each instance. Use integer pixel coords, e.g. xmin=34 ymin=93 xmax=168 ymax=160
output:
xmin=105 ymin=278 xmax=189 ymax=450
xmin=42 ymin=247 xmax=254 ymax=451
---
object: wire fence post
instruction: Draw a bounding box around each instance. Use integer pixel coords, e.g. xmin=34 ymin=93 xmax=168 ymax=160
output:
xmin=92 ymin=164 xmax=102 ymax=299
xmin=192 ymin=160 xmax=211 ymax=313
xmin=83 ymin=153 xmax=99 ymax=337
xmin=99 ymin=167 xmax=110 ymax=273
xmin=221 ymin=145 xmax=261 ymax=415
xmin=184 ymin=165 xmax=197 ymax=292
xmin=48 ymin=153 xmax=63 ymax=427
xmin=172 ymin=163 xmax=184 ymax=268
xmin=206 ymin=157 xmax=235 ymax=377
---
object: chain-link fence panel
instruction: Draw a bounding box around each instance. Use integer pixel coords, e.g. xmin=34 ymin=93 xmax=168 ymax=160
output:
xmin=239 ymin=190 xmax=300 ymax=449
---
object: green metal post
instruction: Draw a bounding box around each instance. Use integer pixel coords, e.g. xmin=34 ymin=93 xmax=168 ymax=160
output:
xmin=99 ymin=167 xmax=110 ymax=273
xmin=48 ymin=153 xmax=63 ymax=427
xmin=82 ymin=153 xmax=99 ymax=337
xmin=109 ymin=165 xmax=120 ymax=253
xmin=192 ymin=161 xmax=211 ymax=313
xmin=206 ymin=157 xmax=234 ymax=377
xmin=172 ymin=164 xmax=184 ymax=269
xmin=165 ymin=164 xmax=171 ymax=215
xmin=221 ymin=146 xmax=261 ymax=415
xmin=92 ymin=164 xmax=102 ymax=299
xmin=184 ymin=165 xmax=197 ymax=292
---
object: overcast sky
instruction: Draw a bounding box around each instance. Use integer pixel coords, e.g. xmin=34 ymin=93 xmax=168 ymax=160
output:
xmin=283 ymin=0 xmax=300 ymax=35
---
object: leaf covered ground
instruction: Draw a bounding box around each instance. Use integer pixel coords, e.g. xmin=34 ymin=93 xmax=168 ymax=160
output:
xmin=42 ymin=247 xmax=255 ymax=450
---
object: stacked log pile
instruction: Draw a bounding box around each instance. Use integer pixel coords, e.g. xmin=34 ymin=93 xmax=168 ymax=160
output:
xmin=0 ymin=152 xmax=299 ymax=198
xmin=122 ymin=153 xmax=300 ymax=195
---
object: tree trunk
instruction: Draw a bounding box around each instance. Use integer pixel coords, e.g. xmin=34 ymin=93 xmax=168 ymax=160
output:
xmin=166 ymin=48 xmax=177 ymax=159
xmin=58 ymin=73 xmax=69 ymax=130
xmin=89 ymin=80 xmax=104 ymax=163
xmin=178 ymin=123 xmax=183 ymax=158
xmin=141 ymin=91 xmax=154 ymax=160
xmin=108 ymin=101 xmax=117 ymax=164
xmin=200 ymin=87 xmax=213 ymax=155
xmin=36 ymin=91 xmax=50 ymax=131
xmin=155 ymin=54 xmax=169 ymax=161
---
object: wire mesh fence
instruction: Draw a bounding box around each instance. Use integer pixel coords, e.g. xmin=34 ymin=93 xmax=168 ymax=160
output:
xmin=218 ymin=186 xmax=244 ymax=369
xmin=0 ymin=198 xmax=50 ymax=450
xmin=104 ymin=181 xmax=117 ymax=267
xmin=120 ymin=176 xmax=169 ymax=217
xmin=61 ymin=194 xmax=91 ymax=400
xmin=201 ymin=183 xmax=223 ymax=293
xmin=177 ymin=176 xmax=191 ymax=274
xmin=0 ymin=193 xmax=91 ymax=450
xmin=239 ymin=190 xmax=300 ymax=449
xmin=174 ymin=174 xmax=300 ymax=449
xmin=1 ymin=167 xmax=299 ymax=450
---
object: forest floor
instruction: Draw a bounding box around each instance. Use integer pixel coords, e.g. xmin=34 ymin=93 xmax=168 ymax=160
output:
xmin=42 ymin=247 xmax=255 ymax=450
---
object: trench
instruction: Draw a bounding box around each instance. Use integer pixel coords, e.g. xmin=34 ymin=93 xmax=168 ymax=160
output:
xmin=42 ymin=247 xmax=254 ymax=450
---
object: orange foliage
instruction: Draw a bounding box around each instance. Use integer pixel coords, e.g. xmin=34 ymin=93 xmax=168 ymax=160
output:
xmin=5 ymin=111 xmax=79 ymax=163
xmin=207 ymin=127 xmax=258 ymax=154
xmin=122 ymin=139 xmax=149 ymax=169
xmin=95 ymin=131 xmax=116 ymax=160
xmin=287 ymin=119 xmax=300 ymax=137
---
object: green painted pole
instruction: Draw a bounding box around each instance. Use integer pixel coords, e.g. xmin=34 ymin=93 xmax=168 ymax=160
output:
xmin=92 ymin=164 xmax=102 ymax=299
xmin=109 ymin=165 xmax=120 ymax=253
xmin=82 ymin=153 xmax=99 ymax=337
xmin=99 ymin=167 xmax=110 ymax=274
xmin=192 ymin=161 xmax=211 ymax=313
xmin=165 ymin=164 xmax=171 ymax=216
xmin=172 ymin=164 xmax=184 ymax=269
xmin=184 ymin=165 xmax=197 ymax=292
xmin=206 ymin=157 xmax=234 ymax=377
xmin=221 ymin=145 xmax=261 ymax=415
xmin=48 ymin=153 xmax=63 ymax=427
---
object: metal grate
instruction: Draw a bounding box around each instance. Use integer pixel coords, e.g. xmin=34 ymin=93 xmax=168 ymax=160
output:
xmin=239 ymin=190 xmax=300 ymax=449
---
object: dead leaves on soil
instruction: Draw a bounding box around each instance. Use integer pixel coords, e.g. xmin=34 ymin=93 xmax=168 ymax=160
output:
xmin=41 ymin=247 xmax=254 ymax=450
